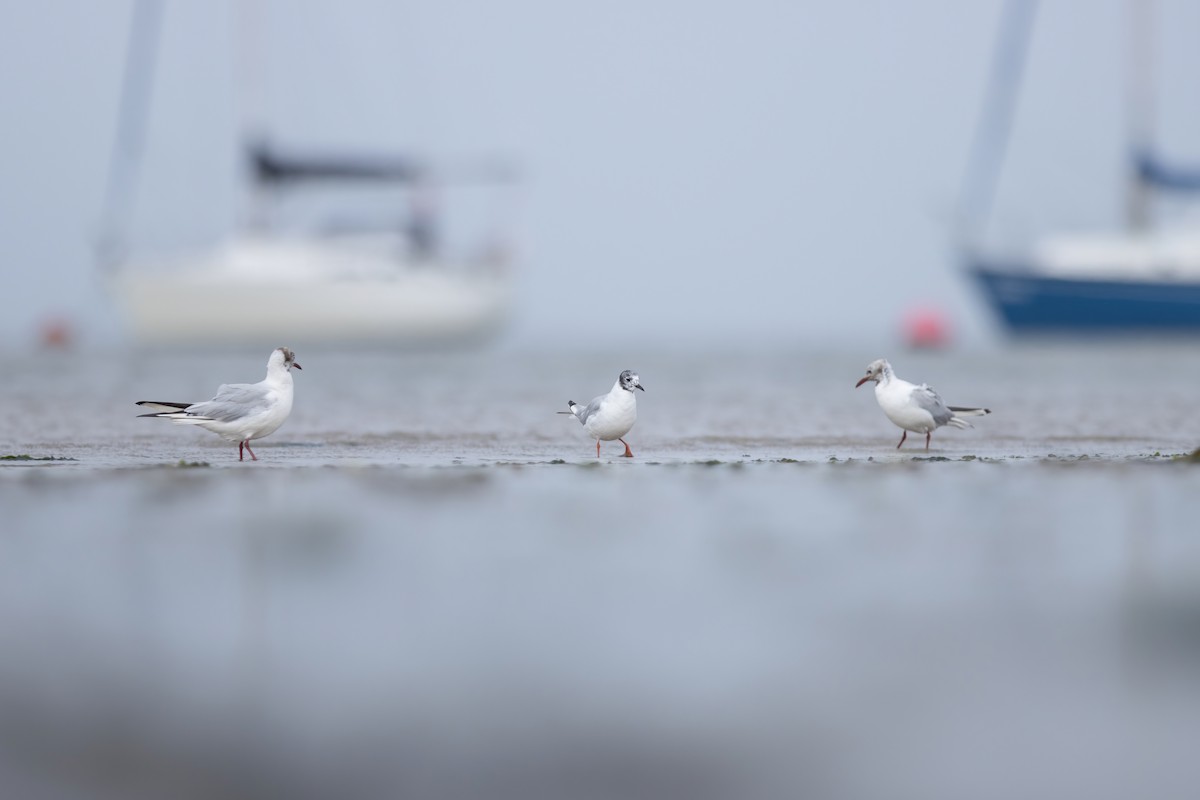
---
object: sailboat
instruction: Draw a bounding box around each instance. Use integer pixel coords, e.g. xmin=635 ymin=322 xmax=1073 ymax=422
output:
xmin=962 ymin=0 xmax=1200 ymax=333
xmin=99 ymin=2 xmax=516 ymax=346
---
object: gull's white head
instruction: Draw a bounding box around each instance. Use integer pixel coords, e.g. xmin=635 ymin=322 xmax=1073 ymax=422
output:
xmin=855 ymin=358 xmax=889 ymax=388
xmin=270 ymin=346 xmax=302 ymax=373
xmin=618 ymin=370 xmax=645 ymax=392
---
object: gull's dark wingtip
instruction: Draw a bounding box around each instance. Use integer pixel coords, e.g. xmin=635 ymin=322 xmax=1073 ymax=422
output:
xmin=136 ymin=401 xmax=193 ymax=418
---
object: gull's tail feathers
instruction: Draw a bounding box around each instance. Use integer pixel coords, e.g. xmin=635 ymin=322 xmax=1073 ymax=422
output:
xmin=135 ymin=401 xmax=191 ymax=416
xmin=948 ymin=406 xmax=991 ymax=416
xmin=946 ymin=407 xmax=989 ymax=429
xmin=135 ymin=401 xmax=211 ymax=423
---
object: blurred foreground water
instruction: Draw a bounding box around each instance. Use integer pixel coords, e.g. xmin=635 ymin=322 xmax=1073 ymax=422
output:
xmin=2 ymin=344 xmax=1200 ymax=799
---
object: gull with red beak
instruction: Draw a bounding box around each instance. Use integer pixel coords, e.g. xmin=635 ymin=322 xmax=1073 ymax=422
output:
xmin=855 ymin=358 xmax=989 ymax=450
xmin=136 ymin=347 xmax=301 ymax=461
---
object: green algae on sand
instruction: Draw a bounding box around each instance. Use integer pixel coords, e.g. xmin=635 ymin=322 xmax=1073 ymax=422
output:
xmin=0 ymin=454 xmax=78 ymax=462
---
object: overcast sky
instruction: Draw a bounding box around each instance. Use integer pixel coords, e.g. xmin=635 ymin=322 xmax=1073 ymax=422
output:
xmin=2 ymin=1 xmax=1199 ymax=352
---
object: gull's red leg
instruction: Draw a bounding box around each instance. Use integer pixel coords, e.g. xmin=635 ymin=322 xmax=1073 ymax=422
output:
xmin=925 ymin=432 xmax=931 ymax=451
xmin=619 ymin=438 xmax=633 ymax=458
xmin=896 ymin=431 xmax=907 ymax=449
xmin=596 ymin=440 xmax=601 ymax=458
xmin=239 ymin=441 xmax=244 ymax=461
xmin=244 ymin=441 xmax=258 ymax=461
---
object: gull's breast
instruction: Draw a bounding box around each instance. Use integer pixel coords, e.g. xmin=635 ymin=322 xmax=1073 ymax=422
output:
xmin=584 ymin=399 xmax=637 ymax=440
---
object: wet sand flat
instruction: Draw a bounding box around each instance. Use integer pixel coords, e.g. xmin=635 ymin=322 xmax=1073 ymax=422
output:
xmin=2 ymin=344 xmax=1200 ymax=798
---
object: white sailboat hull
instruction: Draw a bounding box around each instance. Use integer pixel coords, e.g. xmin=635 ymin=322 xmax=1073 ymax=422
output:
xmin=111 ymin=234 xmax=512 ymax=345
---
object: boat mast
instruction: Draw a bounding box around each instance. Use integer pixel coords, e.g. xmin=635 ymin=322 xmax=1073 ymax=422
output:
xmin=955 ymin=0 xmax=1038 ymax=251
xmin=96 ymin=0 xmax=163 ymax=271
xmin=1125 ymin=0 xmax=1155 ymax=231
xmin=236 ymin=0 xmax=272 ymax=230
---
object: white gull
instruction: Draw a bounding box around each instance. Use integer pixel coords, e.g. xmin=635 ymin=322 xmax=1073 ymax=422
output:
xmin=560 ymin=369 xmax=644 ymax=458
xmin=855 ymin=358 xmax=989 ymax=450
xmin=136 ymin=346 xmax=301 ymax=461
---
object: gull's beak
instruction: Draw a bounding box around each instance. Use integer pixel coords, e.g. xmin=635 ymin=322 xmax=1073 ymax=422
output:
xmin=636 ymin=382 xmax=645 ymax=391
xmin=855 ymin=375 xmax=871 ymax=388
xmin=293 ymin=362 xmax=303 ymax=371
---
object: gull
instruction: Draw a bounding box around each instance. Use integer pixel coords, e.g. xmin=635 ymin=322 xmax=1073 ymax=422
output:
xmin=136 ymin=347 xmax=301 ymax=461
xmin=855 ymin=358 xmax=989 ymax=450
xmin=559 ymin=369 xmax=644 ymax=457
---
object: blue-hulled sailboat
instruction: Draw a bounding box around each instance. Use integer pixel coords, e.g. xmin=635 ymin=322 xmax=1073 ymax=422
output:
xmin=961 ymin=0 xmax=1200 ymax=334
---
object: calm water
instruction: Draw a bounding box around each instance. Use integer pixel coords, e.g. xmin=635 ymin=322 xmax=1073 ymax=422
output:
xmin=2 ymin=344 xmax=1200 ymax=799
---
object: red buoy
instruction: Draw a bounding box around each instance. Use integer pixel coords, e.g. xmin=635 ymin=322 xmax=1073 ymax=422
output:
xmin=902 ymin=307 xmax=951 ymax=350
